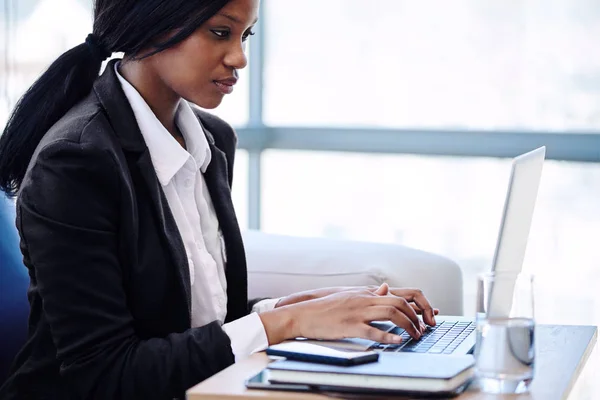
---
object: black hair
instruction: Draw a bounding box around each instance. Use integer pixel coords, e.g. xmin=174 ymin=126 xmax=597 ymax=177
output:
xmin=0 ymin=0 xmax=230 ymax=196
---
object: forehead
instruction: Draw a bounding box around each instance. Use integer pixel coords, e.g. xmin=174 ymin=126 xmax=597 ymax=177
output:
xmin=214 ymin=0 xmax=260 ymax=25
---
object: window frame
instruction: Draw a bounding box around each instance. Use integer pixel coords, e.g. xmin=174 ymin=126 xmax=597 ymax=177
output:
xmin=238 ymin=0 xmax=600 ymax=230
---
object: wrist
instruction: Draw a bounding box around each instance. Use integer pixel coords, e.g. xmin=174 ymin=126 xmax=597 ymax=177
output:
xmin=258 ymin=305 xmax=297 ymax=345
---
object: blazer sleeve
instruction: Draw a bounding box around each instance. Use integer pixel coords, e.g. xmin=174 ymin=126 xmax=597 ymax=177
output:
xmin=17 ymin=137 xmax=234 ymax=400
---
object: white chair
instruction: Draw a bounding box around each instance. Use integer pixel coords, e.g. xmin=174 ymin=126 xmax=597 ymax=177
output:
xmin=244 ymin=230 xmax=464 ymax=315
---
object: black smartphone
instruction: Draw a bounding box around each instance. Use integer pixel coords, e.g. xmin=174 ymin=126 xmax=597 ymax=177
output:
xmin=265 ymin=342 xmax=379 ymax=366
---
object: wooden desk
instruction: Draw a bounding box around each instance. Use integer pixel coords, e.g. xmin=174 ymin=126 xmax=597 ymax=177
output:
xmin=188 ymin=325 xmax=597 ymax=400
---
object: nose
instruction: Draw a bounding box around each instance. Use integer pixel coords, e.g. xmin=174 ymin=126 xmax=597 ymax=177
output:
xmin=224 ymin=40 xmax=248 ymax=70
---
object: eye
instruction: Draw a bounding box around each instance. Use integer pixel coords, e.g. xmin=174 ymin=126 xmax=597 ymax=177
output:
xmin=242 ymin=30 xmax=256 ymax=42
xmin=211 ymin=29 xmax=230 ymax=39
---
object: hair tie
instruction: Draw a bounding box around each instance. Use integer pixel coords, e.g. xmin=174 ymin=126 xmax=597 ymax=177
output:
xmin=85 ymin=34 xmax=111 ymax=62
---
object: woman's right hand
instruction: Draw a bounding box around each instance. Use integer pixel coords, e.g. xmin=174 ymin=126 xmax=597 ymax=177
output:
xmin=259 ymin=284 xmax=431 ymax=345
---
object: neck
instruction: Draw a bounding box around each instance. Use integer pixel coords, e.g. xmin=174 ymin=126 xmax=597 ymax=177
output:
xmin=119 ymin=59 xmax=182 ymax=140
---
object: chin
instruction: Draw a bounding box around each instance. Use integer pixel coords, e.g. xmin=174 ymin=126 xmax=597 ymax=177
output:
xmin=193 ymin=96 xmax=224 ymax=110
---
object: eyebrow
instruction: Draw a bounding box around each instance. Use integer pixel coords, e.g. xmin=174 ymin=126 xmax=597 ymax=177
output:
xmin=217 ymin=12 xmax=258 ymax=25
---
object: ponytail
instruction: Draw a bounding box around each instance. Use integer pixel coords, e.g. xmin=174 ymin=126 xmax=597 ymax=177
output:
xmin=0 ymin=35 xmax=111 ymax=197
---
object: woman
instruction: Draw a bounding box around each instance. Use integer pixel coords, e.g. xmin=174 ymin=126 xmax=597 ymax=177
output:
xmin=0 ymin=0 xmax=439 ymax=398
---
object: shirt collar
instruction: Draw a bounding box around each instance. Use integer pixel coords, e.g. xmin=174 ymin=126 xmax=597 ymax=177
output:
xmin=115 ymin=63 xmax=212 ymax=186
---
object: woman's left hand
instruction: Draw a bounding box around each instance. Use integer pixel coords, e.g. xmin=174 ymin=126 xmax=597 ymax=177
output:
xmin=275 ymin=284 xmax=439 ymax=327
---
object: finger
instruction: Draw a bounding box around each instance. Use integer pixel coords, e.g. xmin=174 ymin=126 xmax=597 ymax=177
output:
xmin=410 ymin=303 xmax=422 ymax=314
xmin=390 ymin=288 xmax=437 ymax=326
xmin=409 ymin=304 xmax=440 ymax=317
xmin=374 ymin=283 xmax=389 ymax=296
xmin=365 ymin=306 xmax=421 ymax=340
xmin=372 ymin=296 xmax=421 ymax=331
xmin=359 ymin=325 xmax=404 ymax=344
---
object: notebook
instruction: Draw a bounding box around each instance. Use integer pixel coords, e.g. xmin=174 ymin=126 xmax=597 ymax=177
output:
xmin=265 ymin=352 xmax=475 ymax=394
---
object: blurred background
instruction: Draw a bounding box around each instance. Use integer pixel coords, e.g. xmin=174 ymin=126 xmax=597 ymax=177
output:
xmin=1 ymin=0 xmax=599 ymax=398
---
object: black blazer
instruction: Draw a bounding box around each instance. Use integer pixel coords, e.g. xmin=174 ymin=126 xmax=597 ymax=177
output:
xmin=0 ymin=59 xmax=255 ymax=400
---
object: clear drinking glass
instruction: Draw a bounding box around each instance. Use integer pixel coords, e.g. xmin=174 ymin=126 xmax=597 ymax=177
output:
xmin=474 ymin=271 xmax=535 ymax=394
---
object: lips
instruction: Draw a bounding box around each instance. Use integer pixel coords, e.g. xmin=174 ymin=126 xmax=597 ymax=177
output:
xmin=213 ymin=77 xmax=237 ymax=95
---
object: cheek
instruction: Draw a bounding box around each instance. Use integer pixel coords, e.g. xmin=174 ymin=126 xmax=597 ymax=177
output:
xmin=156 ymin=41 xmax=224 ymax=107
xmin=169 ymin=59 xmax=210 ymax=92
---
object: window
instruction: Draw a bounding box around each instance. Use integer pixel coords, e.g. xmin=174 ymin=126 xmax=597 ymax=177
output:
xmin=264 ymin=0 xmax=600 ymax=130
xmin=1 ymin=0 xmax=93 ymax=116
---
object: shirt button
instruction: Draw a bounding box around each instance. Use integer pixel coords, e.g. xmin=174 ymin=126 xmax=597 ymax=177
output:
xmin=184 ymin=178 xmax=193 ymax=188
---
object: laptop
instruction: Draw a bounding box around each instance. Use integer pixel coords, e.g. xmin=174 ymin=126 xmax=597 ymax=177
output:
xmin=366 ymin=146 xmax=546 ymax=356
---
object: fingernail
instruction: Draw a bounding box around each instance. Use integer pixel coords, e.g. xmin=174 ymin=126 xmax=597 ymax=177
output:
xmin=394 ymin=336 xmax=403 ymax=343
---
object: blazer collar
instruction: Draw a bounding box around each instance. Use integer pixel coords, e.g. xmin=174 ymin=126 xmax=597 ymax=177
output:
xmin=93 ymin=59 xmax=148 ymax=153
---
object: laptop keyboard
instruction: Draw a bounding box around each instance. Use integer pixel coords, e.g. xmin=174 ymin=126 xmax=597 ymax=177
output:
xmin=370 ymin=321 xmax=475 ymax=354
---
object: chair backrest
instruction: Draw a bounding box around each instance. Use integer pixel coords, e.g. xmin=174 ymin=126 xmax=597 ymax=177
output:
xmin=0 ymin=195 xmax=29 ymax=382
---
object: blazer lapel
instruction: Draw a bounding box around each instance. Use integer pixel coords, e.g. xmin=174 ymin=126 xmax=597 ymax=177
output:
xmin=202 ymin=134 xmax=249 ymax=322
xmin=136 ymin=151 xmax=192 ymax=316
xmin=93 ymin=59 xmax=192 ymax=319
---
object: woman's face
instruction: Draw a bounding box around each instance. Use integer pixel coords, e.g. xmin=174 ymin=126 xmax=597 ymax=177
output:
xmin=150 ymin=0 xmax=259 ymax=109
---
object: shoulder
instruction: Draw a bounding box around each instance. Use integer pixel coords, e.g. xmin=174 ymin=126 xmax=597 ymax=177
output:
xmin=22 ymin=93 xmax=123 ymax=201
xmin=37 ymin=92 xmax=118 ymax=153
xmin=18 ymin=109 xmax=123 ymax=233
xmin=27 ymin=91 xmax=124 ymax=181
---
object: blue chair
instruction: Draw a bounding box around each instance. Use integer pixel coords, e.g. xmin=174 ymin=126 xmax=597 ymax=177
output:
xmin=0 ymin=194 xmax=29 ymax=382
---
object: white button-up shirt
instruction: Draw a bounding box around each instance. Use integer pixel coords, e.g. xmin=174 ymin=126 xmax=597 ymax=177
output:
xmin=116 ymin=64 xmax=279 ymax=361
